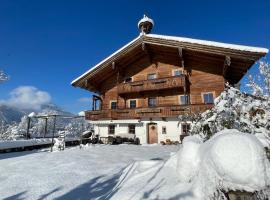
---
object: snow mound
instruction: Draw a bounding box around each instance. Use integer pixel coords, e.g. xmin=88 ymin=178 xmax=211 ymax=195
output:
xmin=177 ymin=129 xmax=270 ymax=199
xmin=111 ymin=130 xmax=270 ymax=199
xmin=176 ymin=136 xmax=202 ymax=182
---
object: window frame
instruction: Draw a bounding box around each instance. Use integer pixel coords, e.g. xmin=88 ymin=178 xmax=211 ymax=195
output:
xmin=128 ymin=124 xmax=136 ymax=134
xmin=124 ymin=77 xmax=133 ymax=83
xmin=181 ymin=123 xmax=191 ymax=135
xmin=108 ymin=125 xmax=115 ymax=135
xmin=129 ymin=99 xmax=137 ymax=109
xmin=162 ymin=126 xmax=167 ymax=134
xmin=202 ymin=92 xmax=215 ymax=104
xmin=110 ymin=100 xmax=117 ymax=110
xmin=148 ymin=97 xmax=157 ymax=107
xmin=147 ymin=73 xmax=157 ymax=80
xmin=172 ymin=69 xmax=184 ymax=77
xmin=179 ymin=94 xmax=189 ymax=105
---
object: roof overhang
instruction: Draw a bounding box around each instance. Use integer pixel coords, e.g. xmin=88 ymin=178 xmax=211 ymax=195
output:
xmin=71 ymin=34 xmax=268 ymax=91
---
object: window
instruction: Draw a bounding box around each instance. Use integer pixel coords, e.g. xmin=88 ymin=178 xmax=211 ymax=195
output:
xmin=203 ymin=93 xmax=214 ymax=104
xmin=182 ymin=123 xmax=190 ymax=135
xmin=173 ymin=69 xmax=183 ymax=76
xmin=147 ymin=73 xmax=156 ymax=80
xmin=128 ymin=124 xmax=135 ymax=134
xmin=180 ymin=95 xmax=189 ymax=105
xmin=162 ymin=126 xmax=166 ymax=134
xmin=108 ymin=125 xmax=115 ymax=134
xmin=129 ymin=100 xmax=137 ymax=108
xmin=110 ymin=101 xmax=117 ymax=109
xmin=148 ymin=97 xmax=157 ymax=107
xmin=125 ymin=77 xmax=132 ymax=83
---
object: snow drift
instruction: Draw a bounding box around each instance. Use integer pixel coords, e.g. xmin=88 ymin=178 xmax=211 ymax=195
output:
xmin=112 ymin=130 xmax=270 ymax=199
xmin=179 ymin=129 xmax=270 ymax=199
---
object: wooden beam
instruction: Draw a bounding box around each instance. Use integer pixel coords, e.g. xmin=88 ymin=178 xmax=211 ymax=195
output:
xmin=142 ymin=42 xmax=155 ymax=67
xmin=223 ymin=56 xmax=231 ymax=76
xmin=178 ymin=47 xmax=185 ymax=70
xmin=112 ymin=61 xmax=116 ymax=70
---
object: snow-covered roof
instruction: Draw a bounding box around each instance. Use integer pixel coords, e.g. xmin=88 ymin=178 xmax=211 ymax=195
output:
xmin=71 ymin=34 xmax=268 ymax=86
xmin=147 ymin=34 xmax=269 ymax=54
xmin=71 ymin=35 xmax=141 ymax=85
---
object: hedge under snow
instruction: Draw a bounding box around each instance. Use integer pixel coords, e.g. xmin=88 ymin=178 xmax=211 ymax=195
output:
xmin=190 ymin=85 xmax=270 ymax=148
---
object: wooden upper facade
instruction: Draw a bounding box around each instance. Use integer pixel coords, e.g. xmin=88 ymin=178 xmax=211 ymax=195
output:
xmin=72 ymin=33 xmax=268 ymax=121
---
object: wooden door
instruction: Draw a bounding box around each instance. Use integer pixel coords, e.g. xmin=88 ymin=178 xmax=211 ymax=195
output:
xmin=148 ymin=123 xmax=158 ymax=144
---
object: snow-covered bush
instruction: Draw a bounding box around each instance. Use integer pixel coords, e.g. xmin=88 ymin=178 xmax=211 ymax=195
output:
xmin=190 ymin=84 xmax=270 ymax=148
xmin=176 ymin=130 xmax=270 ymax=199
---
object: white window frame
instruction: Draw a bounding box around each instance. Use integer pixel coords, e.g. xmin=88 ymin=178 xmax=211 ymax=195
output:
xmin=179 ymin=95 xmax=189 ymax=105
xmin=201 ymin=92 xmax=215 ymax=104
xmin=172 ymin=69 xmax=184 ymax=76
xmin=147 ymin=73 xmax=157 ymax=80
xmin=129 ymin=99 xmax=137 ymax=109
xmin=110 ymin=100 xmax=117 ymax=109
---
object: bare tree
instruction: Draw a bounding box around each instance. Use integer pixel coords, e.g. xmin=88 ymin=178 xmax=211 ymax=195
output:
xmin=247 ymin=61 xmax=270 ymax=96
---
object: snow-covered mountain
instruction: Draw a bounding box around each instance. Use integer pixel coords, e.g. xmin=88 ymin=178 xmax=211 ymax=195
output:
xmin=0 ymin=105 xmax=26 ymax=124
xmin=0 ymin=103 xmax=74 ymax=125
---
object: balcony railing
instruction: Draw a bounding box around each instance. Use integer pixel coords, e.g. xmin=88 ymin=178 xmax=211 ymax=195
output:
xmin=117 ymin=76 xmax=186 ymax=94
xmin=85 ymin=104 xmax=213 ymax=121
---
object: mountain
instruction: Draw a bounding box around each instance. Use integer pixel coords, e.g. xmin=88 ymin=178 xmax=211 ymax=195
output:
xmin=0 ymin=105 xmax=26 ymax=124
xmin=0 ymin=103 xmax=74 ymax=125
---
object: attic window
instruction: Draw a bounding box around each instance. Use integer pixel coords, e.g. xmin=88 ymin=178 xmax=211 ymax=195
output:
xmin=125 ymin=77 xmax=132 ymax=83
xmin=147 ymin=73 xmax=156 ymax=80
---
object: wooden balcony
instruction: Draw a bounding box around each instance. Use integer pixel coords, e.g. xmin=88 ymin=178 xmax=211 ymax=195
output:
xmin=85 ymin=104 xmax=213 ymax=121
xmin=117 ymin=76 xmax=186 ymax=95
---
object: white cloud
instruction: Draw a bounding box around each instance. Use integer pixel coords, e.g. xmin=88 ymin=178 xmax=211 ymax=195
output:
xmin=0 ymin=86 xmax=51 ymax=110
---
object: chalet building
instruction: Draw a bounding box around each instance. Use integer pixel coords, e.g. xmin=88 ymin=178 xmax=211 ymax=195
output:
xmin=72 ymin=15 xmax=268 ymax=144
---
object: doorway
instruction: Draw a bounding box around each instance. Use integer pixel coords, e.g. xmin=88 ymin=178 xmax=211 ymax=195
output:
xmin=147 ymin=123 xmax=158 ymax=144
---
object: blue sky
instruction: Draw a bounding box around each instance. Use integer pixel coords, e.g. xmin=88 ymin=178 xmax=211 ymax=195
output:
xmin=0 ymin=0 xmax=269 ymax=113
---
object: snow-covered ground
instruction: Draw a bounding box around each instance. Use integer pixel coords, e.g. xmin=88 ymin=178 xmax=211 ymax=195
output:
xmin=0 ymin=144 xmax=179 ymax=200
xmin=1 ymin=130 xmax=269 ymax=200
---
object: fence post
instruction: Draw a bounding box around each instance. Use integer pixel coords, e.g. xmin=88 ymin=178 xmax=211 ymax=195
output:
xmin=26 ymin=117 xmax=31 ymax=139
xmin=51 ymin=116 xmax=56 ymax=152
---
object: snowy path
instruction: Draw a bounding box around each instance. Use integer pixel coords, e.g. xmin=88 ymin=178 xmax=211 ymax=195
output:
xmin=0 ymin=144 xmax=179 ymax=200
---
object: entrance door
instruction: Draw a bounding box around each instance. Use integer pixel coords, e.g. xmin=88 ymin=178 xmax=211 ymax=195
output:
xmin=148 ymin=123 xmax=158 ymax=144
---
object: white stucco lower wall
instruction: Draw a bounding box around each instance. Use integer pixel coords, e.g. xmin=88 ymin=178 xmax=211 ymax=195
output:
xmin=90 ymin=118 xmax=191 ymax=144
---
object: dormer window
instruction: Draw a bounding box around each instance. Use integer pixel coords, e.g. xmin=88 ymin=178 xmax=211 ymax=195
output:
xmin=147 ymin=73 xmax=156 ymax=80
xmin=125 ymin=77 xmax=132 ymax=83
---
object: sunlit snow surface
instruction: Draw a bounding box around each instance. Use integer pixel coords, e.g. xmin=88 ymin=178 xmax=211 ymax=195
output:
xmin=0 ymin=144 xmax=178 ymax=200
xmin=1 ymin=132 xmax=269 ymax=200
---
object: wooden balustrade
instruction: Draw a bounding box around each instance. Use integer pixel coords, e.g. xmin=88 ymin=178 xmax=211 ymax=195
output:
xmin=118 ymin=76 xmax=186 ymax=94
xmin=85 ymin=104 xmax=213 ymax=121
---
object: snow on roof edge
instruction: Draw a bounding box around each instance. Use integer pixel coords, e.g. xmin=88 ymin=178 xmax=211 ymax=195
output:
xmin=71 ymin=35 xmax=142 ymax=85
xmin=147 ymin=34 xmax=269 ymax=54
xmin=71 ymin=34 xmax=268 ymax=85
